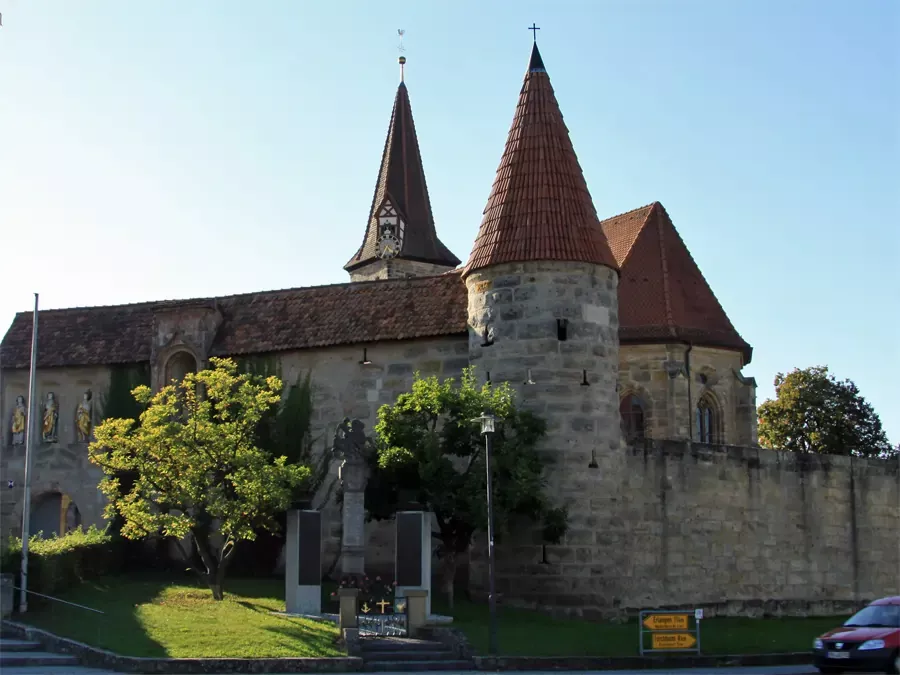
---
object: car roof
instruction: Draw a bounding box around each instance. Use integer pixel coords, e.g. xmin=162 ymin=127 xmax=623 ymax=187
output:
xmin=869 ymin=596 xmax=900 ymax=606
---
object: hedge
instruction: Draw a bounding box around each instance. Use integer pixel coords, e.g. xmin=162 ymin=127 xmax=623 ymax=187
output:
xmin=0 ymin=526 xmax=125 ymax=603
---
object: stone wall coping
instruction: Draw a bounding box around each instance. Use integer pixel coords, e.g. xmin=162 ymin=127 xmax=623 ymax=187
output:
xmin=630 ymin=438 xmax=899 ymax=475
xmin=1 ymin=619 xmax=363 ymax=673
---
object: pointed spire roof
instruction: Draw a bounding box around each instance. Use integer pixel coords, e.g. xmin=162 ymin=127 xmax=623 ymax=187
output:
xmin=600 ymin=202 xmax=753 ymax=364
xmin=344 ymin=76 xmax=460 ymax=273
xmin=463 ymin=42 xmax=618 ymax=277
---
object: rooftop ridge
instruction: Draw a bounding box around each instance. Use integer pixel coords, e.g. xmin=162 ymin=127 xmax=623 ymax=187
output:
xmin=6 ymin=270 xmax=464 ymax=319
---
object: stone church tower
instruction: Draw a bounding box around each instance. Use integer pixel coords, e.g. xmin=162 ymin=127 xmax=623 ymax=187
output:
xmin=343 ymin=60 xmax=460 ymax=282
xmin=464 ymin=43 xmax=623 ymax=495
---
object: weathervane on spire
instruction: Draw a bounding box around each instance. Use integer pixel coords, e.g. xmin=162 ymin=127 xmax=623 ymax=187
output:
xmin=397 ymin=29 xmax=407 ymax=82
xmin=528 ymin=23 xmax=540 ymax=42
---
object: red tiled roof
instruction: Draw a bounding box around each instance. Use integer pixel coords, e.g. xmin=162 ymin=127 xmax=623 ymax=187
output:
xmin=0 ymin=273 xmax=468 ymax=369
xmin=463 ymin=43 xmax=618 ymax=277
xmin=600 ymin=202 xmax=752 ymax=364
xmin=1 ymin=203 xmax=752 ymax=369
xmin=345 ymin=81 xmax=460 ymax=272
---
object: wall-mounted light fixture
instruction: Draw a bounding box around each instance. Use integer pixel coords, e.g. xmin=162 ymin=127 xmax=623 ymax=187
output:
xmin=588 ymin=449 xmax=599 ymax=469
xmin=556 ymin=318 xmax=568 ymax=341
xmin=581 ymin=369 xmax=590 ymax=386
xmin=524 ymin=369 xmax=535 ymax=385
xmin=359 ymin=348 xmax=372 ymax=365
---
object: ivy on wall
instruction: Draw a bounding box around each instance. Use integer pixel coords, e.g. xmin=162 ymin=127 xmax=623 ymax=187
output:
xmin=99 ymin=363 xmax=151 ymax=422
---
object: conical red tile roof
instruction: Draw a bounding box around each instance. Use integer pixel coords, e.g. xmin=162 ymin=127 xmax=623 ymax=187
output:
xmin=345 ymin=81 xmax=460 ymax=272
xmin=463 ymin=43 xmax=618 ymax=277
xmin=600 ymin=202 xmax=752 ymax=364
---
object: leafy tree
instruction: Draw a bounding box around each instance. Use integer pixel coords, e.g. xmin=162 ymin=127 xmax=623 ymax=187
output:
xmin=758 ymin=365 xmax=894 ymax=458
xmin=97 ymin=364 xmax=152 ymax=537
xmin=89 ymin=357 xmax=310 ymax=599
xmin=365 ymin=367 xmax=567 ymax=608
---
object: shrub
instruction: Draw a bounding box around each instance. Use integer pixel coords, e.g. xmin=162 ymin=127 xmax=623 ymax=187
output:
xmin=0 ymin=526 xmax=124 ymax=604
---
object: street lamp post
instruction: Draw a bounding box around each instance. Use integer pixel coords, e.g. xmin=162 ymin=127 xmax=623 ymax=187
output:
xmin=476 ymin=411 xmax=498 ymax=656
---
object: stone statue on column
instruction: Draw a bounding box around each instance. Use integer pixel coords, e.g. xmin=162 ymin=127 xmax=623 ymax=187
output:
xmin=332 ymin=418 xmax=373 ymax=579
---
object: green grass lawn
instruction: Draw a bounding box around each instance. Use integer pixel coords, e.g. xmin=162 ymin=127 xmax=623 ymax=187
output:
xmin=19 ymin=576 xmax=342 ymax=658
xmin=430 ymin=595 xmax=848 ymax=657
xmin=19 ymin=575 xmax=849 ymax=659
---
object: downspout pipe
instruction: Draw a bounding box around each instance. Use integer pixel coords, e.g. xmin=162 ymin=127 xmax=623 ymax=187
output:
xmin=684 ymin=342 xmax=693 ymax=441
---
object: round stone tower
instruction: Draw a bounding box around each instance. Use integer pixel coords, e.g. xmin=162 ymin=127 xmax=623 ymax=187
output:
xmin=461 ymin=41 xmax=622 ymax=608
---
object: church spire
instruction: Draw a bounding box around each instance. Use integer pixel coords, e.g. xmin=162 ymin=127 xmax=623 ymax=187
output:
xmin=463 ymin=40 xmax=618 ymax=277
xmin=344 ymin=57 xmax=460 ymax=280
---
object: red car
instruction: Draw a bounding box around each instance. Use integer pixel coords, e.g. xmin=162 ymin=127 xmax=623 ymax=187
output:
xmin=813 ymin=596 xmax=900 ymax=673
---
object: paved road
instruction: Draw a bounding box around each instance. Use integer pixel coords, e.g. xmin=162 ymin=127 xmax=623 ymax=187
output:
xmin=0 ymin=668 xmax=820 ymax=675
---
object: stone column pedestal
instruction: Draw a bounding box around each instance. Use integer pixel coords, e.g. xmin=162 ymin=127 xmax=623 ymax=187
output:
xmin=338 ymin=588 xmax=359 ymax=630
xmin=404 ymin=589 xmax=428 ymax=637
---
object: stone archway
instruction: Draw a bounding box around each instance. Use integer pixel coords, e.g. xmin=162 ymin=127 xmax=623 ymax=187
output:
xmin=165 ymin=351 xmax=198 ymax=384
xmin=29 ymin=491 xmax=82 ymax=539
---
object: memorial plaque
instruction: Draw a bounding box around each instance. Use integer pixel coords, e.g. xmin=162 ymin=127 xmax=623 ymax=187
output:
xmin=396 ymin=512 xmax=422 ymax=587
xmin=297 ymin=510 xmax=321 ymax=586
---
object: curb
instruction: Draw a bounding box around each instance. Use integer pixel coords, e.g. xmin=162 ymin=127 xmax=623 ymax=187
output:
xmin=473 ymin=652 xmax=814 ymax=670
xmin=1 ymin=619 xmax=364 ymax=673
xmin=2 ymin=619 xmax=816 ymax=672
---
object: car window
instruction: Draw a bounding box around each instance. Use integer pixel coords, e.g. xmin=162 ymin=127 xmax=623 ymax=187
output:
xmin=844 ymin=604 xmax=900 ymax=627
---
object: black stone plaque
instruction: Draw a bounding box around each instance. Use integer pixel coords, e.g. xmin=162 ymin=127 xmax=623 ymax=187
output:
xmin=297 ymin=510 xmax=321 ymax=586
xmin=396 ymin=512 xmax=422 ymax=587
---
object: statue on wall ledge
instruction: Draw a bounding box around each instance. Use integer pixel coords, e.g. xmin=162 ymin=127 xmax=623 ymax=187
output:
xmin=10 ymin=395 xmax=26 ymax=445
xmin=75 ymin=390 xmax=93 ymax=442
xmin=42 ymin=392 xmax=59 ymax=443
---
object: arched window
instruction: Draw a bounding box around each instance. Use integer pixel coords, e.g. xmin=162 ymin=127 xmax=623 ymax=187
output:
xmin=696 ymin=394 xmax=719 ymax=444
xmin=165 ymin=351 xmax=198 ymax=384
xmin=619 ymin=394 xmax=646 ymax=442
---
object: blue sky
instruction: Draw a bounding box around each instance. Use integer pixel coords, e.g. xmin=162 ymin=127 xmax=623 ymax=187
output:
xmin=1 ymin=0 xmax=897 ymax=443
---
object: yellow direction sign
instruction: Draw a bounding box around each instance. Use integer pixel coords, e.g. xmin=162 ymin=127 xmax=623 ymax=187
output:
xmin=651 ymin=633 xmax=697 ymax=650
xmin=642 ymin=613 xmax=690 ymax=631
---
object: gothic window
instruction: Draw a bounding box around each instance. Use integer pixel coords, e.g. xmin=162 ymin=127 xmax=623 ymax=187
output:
xmin=619 ymin=394 xmax=646 ymax=442
xmin=696 ymin=394 xmax=719 ymax=444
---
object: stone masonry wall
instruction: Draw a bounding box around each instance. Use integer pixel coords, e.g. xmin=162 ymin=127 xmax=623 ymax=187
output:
xmin=0 ymin=336 xmax=470 ymax=574
xmin=1 ymin=366 xmax=112 ymax=543
xmin=618 ymin=344 xmax=758 ymax=446
xmin=465 ymin=261 xmax=622 ymax=500
xmin=348 ymin=260 xmax=457 ymax=283
xmin=469 ymin=440 xmax=900 ymax=618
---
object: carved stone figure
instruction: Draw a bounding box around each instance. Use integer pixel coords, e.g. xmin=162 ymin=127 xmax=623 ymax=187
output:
xmin=10 ymin=395 xmax=26 ymax=445
xmin=332 ymin=417 xmax=372 ymax=465
xmin=42 ymin=392 xmax=59 ymax=443
xmin=75 ymin=390 xmax=93 ymax=442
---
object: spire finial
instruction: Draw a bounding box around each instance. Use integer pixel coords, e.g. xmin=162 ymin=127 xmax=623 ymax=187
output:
xmin=528 ymin=23 xmax=540 ymax=43
xmin=398 ymin=29 xmax=406 ymax=82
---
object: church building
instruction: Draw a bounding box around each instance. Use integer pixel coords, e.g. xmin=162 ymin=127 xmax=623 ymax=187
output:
xmin=6 ymin=41 xmax=890 ymax=618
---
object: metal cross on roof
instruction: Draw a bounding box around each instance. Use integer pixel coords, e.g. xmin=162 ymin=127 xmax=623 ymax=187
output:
xmin=528 ymin=23 xmax=540 ymax=42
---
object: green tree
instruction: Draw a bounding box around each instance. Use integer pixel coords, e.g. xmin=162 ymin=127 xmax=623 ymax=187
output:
xmin=89 ymin=357 xmax=310 ymax=599
xmin=758 ymin=365 xmax=894 ymax=458
xmin=365 ymin=367 xmax=567 ymax=608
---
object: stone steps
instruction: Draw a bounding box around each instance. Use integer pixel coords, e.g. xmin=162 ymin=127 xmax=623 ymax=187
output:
xmin=360 ymin=636 xmax=473 ymax=672
xmin=0 ymin=635 xmax=114 ymax=673
xmin=0 ymin=649 xmax=80 ymax=668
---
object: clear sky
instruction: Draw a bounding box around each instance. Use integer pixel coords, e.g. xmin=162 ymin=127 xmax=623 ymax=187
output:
xmin=1 ymin=0 xmax=897 ymax=443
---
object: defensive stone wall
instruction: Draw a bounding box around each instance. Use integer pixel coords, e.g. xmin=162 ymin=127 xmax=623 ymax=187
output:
xmin=468 ymin=439 xmax=900 ymax=618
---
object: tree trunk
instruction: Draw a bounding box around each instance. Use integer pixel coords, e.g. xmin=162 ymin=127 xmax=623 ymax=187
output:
xmin=440 ymin=547 xmax=458 ymax=609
